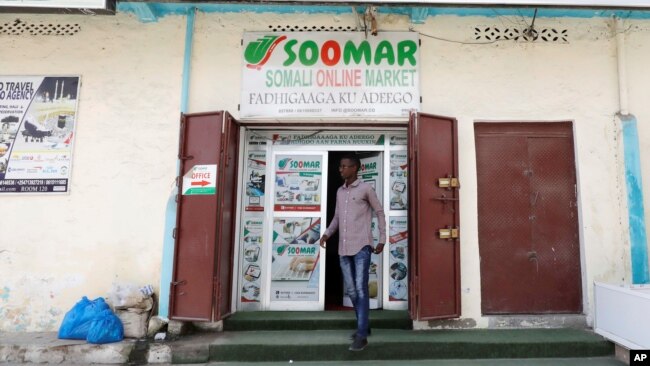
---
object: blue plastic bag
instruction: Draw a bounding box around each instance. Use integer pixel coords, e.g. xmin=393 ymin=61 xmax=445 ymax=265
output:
xmin=58 ymin=297 xmax=110 ymax=340
xmin=86 ymin=309 xmax=124 ymax=344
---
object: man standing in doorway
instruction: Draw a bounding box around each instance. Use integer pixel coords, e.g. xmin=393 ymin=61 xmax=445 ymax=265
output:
xmin=320 ymin=153 xmax=386 ymax=351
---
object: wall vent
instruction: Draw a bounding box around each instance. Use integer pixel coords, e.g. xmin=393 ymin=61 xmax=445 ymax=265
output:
xmin=474 ymin=26 xmax=568 ymax=43
xmin=267 ymin=25 xmax=356 ymax=32
xmin=0 ymin=20 xmax=80 ymax=36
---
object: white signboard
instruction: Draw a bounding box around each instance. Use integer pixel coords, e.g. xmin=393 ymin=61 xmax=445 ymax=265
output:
xmin=0 ymin=0 xmax=107 ymax=9
xmin=182 ymin=164 xmax=217 ymax=195
xmin=268 ymin=0 xmax=650 ymax=7
xmin=241 ymin=32 xmax=419 ymax=119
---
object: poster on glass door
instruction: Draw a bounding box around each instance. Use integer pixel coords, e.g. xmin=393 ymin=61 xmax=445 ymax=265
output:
xmin=274 ymin=154 xmax=322 ymax=211
xmin=240 ymin=216 xmax=264 ymax=303
xmin=245 ymin=151 xmax=266 ymax=211
xmin=389 ymin=217 xmax=408 ymax=301
xmin=389 ymin=152 xmax=408 ymax=210
xmin=271 ymin=217 xmax=321 ymax=301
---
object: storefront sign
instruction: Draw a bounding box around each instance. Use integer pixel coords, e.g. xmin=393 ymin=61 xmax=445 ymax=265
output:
xmin=270 ymin=0 xmax=650 ymax=6
xmin=0 ymin=76 xmax=80 ymax=194
xmin=274 ymin=154 xmax=322 ymax=211
xmin=272 ymin=132 xmax=385 ymax=146
xmin=241 ymin=32 xmax=419 ymax=119
xmin=182 ymin=164 xmax=217 ymax=195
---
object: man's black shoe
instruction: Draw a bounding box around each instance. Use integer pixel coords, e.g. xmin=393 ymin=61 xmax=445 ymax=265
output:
xmin=349 ymin=337 xmax=368 ymax=351
xmin=349 ymin=328 xmax=372 ymax=340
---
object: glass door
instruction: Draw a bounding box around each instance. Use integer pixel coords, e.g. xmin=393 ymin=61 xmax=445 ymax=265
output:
xmin=266 ymin=151 xmax=328 ymax=310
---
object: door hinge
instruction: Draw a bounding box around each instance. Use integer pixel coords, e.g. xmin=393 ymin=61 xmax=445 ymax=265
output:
xmin=438 ymin=176 xmax=460 ymax=189
xmin=438 ymin=227 xmax=460 ymax=240
xmin=172 ymin=227 xmax=178 ymax=239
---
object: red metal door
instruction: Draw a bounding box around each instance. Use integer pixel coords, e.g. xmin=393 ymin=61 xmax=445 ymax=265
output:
xmin=215 ymin=112 xmax=240 ymax=320
xmin=475 ymin=122 xmax=582 ymax=314
xmin=170 ymin=111 xmax=239 ymax=321
xmin=408 ymin=112 xmax=461 ymax=320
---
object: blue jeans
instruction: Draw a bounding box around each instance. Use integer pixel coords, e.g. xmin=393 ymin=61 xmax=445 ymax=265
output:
xmin=339 ymin=245 xmax=371 ymax=339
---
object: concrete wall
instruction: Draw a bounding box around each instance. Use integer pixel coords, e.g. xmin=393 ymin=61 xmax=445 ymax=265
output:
xmin=0 ymin=6 xmax=646 ymax=331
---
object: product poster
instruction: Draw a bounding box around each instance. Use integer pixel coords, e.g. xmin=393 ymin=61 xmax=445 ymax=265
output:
xmin=271 ymin=217 xmax=321 ymax=301
xmin=0 ymin=76 xmax=80 ymax=194
xmin=274 ymin=154 xmax=322 ymax=211
xmin=240 ymin=216 xmax=264 ymax=303
xmin=389 ymin=133 xmax=407 ymax=146
xmin=245 ymin=151 xmax=266 ymax=211
xmin=389 ymin=151 xmax=408 ymax=210
xmin=343 ymin=217 xmax=382 ymax=309
xmin=389 ymin=217 xmax=408 ymax=302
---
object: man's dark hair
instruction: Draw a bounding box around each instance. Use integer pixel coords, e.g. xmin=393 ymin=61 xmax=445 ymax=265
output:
xmin=341 ymin=153 xmax=361 ymax=173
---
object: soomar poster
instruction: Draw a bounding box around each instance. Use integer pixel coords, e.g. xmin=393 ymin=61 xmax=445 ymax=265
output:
xmin=0 ymin=76 xmax=80 ymax=194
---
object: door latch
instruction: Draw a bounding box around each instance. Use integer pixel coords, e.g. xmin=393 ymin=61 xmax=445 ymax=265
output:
xmin=438 ymin=177 xmax=460 ymax=189
xmin=438 ymin=227 xmax=460 ymax=240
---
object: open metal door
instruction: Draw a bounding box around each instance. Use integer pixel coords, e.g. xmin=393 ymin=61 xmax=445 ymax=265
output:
xmin=408 ymin=112 xmax=461 ymax=320
xmin=215 ymin=112 xmax=240 ymax=319
xmin=170 ymin=111 xmax=239 ymax=321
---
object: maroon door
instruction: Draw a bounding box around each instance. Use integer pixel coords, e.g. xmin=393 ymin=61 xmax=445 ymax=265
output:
xmin=408 ymin=112 xmax=461 ymax=320
xmin=475 ymin=122 xmax=582 ymax=314
xmin=215 ymin=112 xmax=240 ymax=320
xmin=170 ymin=111 xmax=239 ymax=321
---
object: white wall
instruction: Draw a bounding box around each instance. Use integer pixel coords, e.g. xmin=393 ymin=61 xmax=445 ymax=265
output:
xmin=0 ymin=12 xmax=184 ymax=331
xmin=0 ymin=8 xmax=644 ymax=331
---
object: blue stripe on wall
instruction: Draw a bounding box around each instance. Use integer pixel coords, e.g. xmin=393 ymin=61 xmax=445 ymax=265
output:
xmin=159 ymin=7 xmax=196 ymax=319
xmin=621 ymin=114 xmax=650 ymax=284
xmin=117 ymin=2 xmax=650 ymax=22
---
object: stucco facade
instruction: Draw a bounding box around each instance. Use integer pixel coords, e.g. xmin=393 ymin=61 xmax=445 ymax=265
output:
xmin=0 ymin=4 xmax=648 ymax=332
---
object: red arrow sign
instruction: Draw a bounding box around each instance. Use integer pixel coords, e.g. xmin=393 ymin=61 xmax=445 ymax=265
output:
xmin=191 ymin=180 xmax=210 ymax=187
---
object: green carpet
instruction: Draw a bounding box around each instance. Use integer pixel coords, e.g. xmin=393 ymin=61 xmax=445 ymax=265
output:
xmin=223 ymin=310 xmax=412 ymax=331
xmin=208 ymin=328 xmax=613 ymax=362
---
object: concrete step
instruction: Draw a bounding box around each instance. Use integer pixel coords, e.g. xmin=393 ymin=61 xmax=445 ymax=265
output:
xmin=172 ymin=359 xmax=625 ymax=366
xmin=0 ymin=328 xmax=616 ymax=364
xmin=207 ymin=328 xmax=614 ymax=362
xmin=223 ymin=310 xmax=412 ymax=331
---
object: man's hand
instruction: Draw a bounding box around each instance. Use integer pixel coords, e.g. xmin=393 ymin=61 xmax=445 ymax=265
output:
xmin=319 ymin=234 xmax=329 ymax=248
xmin=373 ymin=243 xmax=385 ymax=254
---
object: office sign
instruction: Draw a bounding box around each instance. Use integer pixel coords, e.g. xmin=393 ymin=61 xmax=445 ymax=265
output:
xmin=241 ymin=32 xmax=420 ymax=119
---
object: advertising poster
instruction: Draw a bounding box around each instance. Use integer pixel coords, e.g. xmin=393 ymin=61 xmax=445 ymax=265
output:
xmin=245 ymin=151 xmax=266 ymax=211
xmin=388 ymin=217 xmax=408 ymax=302
xmin=240 ymin=216 xmax=264 ymax=303
xmin=389 ymin=133 xmax=407 ymax=146
xmin=274 ymin=154 xmax=322 ymax=211
xmin=271 ymin=217 xmax=321 ymax=301
xmin=0 ymin=76 xmax=80 ymax=194
xmin=241 ymin=32 xmax=420 ymax=119
xmin=389 ymin=151 xmax=408 ymax=210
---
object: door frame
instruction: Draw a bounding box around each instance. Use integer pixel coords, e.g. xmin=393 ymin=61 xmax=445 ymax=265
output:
xmin=231 ymin=125 xmax=410 ymax=311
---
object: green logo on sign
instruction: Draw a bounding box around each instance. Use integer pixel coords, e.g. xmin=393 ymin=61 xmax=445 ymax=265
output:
xmin=245 ymin=35 xmax=287 ymax=70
